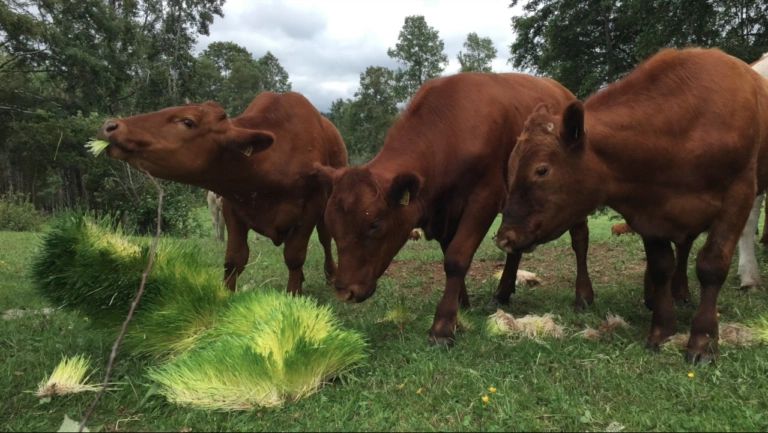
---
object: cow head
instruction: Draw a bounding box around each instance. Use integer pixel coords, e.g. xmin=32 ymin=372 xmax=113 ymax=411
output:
xmin=495 ymin=101 xmax=601 ymax=254
xmin=314 ymin=164 xmax=422 ymax=303
xmin=97 ymin=101 xmax=275 ymax=182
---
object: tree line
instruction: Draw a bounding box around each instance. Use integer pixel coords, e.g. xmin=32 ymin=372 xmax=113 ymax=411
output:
xmin=1 ymin=0 xmax=766 ymax=234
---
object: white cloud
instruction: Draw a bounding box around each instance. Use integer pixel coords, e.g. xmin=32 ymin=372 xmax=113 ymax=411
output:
xmin=196 ymin=0 xmax=523 ymax=112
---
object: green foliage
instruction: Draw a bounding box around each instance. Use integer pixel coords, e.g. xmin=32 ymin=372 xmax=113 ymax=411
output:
xmin=198 ymin=42 xmax=293 ymax=116
xmin=326 ymin=67 xmax=399 ymax=164
xmin=387 ymin=15 xmax=449 ymax=103
xmin=457 ymin=32 xmax=498 ymax=73
xmin=509 ymin=0 xmax=768 ymax=100
xmin=0 ymin=187 xmax=44 ymax=231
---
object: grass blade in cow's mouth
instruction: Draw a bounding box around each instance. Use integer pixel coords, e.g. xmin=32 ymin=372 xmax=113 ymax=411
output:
xmin=85 ymin=139 xmax=110 ymax=157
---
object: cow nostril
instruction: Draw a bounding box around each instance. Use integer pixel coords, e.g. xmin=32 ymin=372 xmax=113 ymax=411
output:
xmin=105 ymin=122 xmax=118 ymax=133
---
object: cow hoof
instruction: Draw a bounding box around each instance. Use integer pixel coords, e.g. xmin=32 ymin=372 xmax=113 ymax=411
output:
xmin=643 ymin=298 xmax=655 ymax=311
xmin=685 ymin=351 xmax=716 ymax=366
xmin=739 ymin=284 xmax=762 ymax=293
xmin=486 ymin=297 xmax=509 ymax=311
xmin=643 ymin=340 xmax=661 ymax=354
xmin=427 ymin=333 xmax=456 ymax=348
xmin=573 ymin=300 xmax=592 ymax=313
xmin=674 ymin=299 xmax=694 ymax=310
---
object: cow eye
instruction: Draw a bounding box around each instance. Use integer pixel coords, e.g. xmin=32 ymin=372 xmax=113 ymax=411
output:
xmin=182 ymin=119 xmax=196 ymax=129
xmin=369 ymin=220 xmax=381 ymax=231
xmin=535 ymin=166 xmax=549 ymax=176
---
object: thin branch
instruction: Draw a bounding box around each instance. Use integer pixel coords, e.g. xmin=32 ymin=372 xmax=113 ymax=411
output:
xmin=78 ymin=170 xmax=163 ymax=433
xmin=0 ymin=69 xmax=54 ymax=74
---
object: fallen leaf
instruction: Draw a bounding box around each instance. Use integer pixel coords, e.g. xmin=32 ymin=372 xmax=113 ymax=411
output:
xmin=57 ymin=415 xmax=89 ymax=432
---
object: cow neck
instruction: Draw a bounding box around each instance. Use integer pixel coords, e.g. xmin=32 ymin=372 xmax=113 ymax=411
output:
xmin=580 ymin=107 xmax=640 ymax=215
xmin=199 ymin=151 xmax=283 ymax=200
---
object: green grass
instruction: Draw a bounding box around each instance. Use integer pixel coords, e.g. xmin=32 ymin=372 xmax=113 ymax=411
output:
xmin=3 ymin=208 xmax=768 ymax=431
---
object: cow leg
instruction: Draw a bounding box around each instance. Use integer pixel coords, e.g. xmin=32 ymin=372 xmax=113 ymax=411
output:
xmin=644 ymin=238 xmax=694 ymax=311
xmin=222 ymin=201 xmax=249 ymax=292
xmin=429 ymin=189 xmax=500 ymax=347
xmin=316 ymin=216 xmax=337 ymax=286
xmin=488 ymin=252 xmax=522 ymax=308
xmin=737 ymin=193 xmax=763 ymax=289
xmin=282 ymin=216 xmax=318 ymax=297
xmin=569 ymin=218 xmax=594 ymax=311
xmin=688 ymin=185 xmax=754 ymax=364
xmin=438 ymin=239 xmax=470 ymax=310
xmin=642 ymin=236 xmax=677 ymax=352
xmin=671 ymin=238 xmax=694 ymax=308
xmin=761 ymin=191 xmax=768 ymax=246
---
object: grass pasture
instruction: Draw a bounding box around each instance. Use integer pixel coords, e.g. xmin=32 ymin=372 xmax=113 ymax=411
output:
xmin=3 ymin=211 xmax=768 ymax=431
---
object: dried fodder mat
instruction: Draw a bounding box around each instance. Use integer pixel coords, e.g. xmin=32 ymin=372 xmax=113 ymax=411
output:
xmin=36 ymin=355 xmax=104 ymax=398
xmin=664 ymin=320 xmax=768 ymax=349
xmin=577 ymin=314 xmax=630 ymax=341
xmin=31 ymin=214 xmax=368 ymax=411
xmin=492 ymin=269 xmax=542 ymax=286
xmin=487 ymin=309 xmax=565 ymax=339
xmin=2 ymin=308 xmax=55 ymax=320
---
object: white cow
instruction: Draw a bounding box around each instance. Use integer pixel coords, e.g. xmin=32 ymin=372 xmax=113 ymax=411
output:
xmin=737 ymin=52 xmax=768 ymax=289
xmin=206 ymin=190 xmax=260 ymax=243
xmin=206 ymin=190 xmax=225 ymax=242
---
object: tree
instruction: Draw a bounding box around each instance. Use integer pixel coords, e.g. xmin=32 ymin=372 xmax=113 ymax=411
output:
xmin=324 ymin=67 xmax=399 ymax=165
xmin=508 ymin=0 xmax=768 ymax=99
xmin=257 ymin=51 xmax=292 ymax=93
xmin=201 ymin=41 xmax=253 ymax=77
xmin=457 ymin=32 xmax=498 ymax=73
xmin=387 ymin=15 xmax=449 ymax=103
xmin=0 ymin=0 xmax=226 ymax=235
xmin=350 ymin=66 xmax=399 ymax=159
xmin=197 ymin=44 xmax=293 ymax=116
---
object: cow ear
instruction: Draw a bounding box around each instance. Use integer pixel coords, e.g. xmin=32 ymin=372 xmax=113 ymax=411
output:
xmin=222 ymin=126 xmax=275 ymax=156
xmin=387 ymin=172 xmax=422 ymax=208
xmin=534 ymin=103 xmax=550 ymax=115
xmin=312 ymin=162 xmax=342 ymax=191
xmin=560 ymin=100 xmax=585 ymax=150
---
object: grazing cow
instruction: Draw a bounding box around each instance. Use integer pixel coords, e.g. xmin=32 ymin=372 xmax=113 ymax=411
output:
xmin=494 ymin=48 xmax=768 ymax=364
xmin=98 ymin=92 xmax=348 ymax=294
xmin=206 ymin=190 xmax=225 ymax=242
xmin=409 ymin=229 xmax=422 ymax=241
xmin=611 ymin=222 xmax=634 ymax=237
xmin=315 ymin=73 xmax=594 ymax=346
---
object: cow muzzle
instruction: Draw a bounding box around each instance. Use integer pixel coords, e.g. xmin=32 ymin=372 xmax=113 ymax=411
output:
xmin=334 ymin=282 xmax=377 ymax=304
xmin=494 ymin=227 xmax=538 ymax=254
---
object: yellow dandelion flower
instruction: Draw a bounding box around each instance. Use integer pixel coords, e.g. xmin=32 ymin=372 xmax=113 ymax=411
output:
xmin=416 ymin=388 xmax=423 ymax=394
xmin=489 ymin=387 xmax=497 ymax=393
xmin=482 ymin=396 xmax=489 ymax=403
xmin=687 ymin=373 xmax=695 ymax=378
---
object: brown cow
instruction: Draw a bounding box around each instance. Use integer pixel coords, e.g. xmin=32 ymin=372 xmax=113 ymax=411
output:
xmin=315 ymin=72 xmax=594 ymax=346
xmin=495 ymin=48 xmax=768 ymax=364
xmin=610 ymin=222 xmax=634 ymax=237
xmin=98 ymin=92 xmax=348 ymax=294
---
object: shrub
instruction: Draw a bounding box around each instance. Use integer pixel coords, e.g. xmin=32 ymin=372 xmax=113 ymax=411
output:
xmin=0 ymin=188 xmax=45 ymax=231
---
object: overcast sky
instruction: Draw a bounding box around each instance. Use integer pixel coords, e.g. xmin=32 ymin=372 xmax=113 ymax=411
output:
xmin=196 ymin=0 xmax=524 ymax=112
